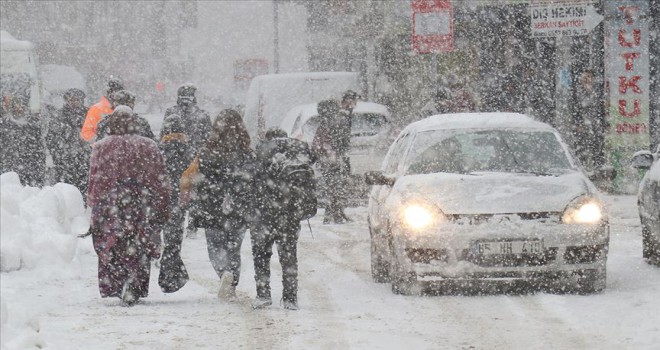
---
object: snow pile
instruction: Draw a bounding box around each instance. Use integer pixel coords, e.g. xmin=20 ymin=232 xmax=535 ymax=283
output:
xmin=0 ymin=172 xmax=89 ymax=272
xmin=1 ymin=172 xmax=91 ymax=349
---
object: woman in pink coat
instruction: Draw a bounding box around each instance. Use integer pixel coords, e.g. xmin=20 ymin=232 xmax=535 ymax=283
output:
xmin=87 ymin=106 xmax=171 ymax=306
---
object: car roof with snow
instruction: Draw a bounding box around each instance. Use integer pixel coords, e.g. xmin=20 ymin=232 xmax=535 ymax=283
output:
xmin=288 ymin=101 xmax=390 ymax=118
xmin=0 ymin=30 xmax=34 ymax=51
xmin=281 ymin=101 xmax=391 ymax=135
xmin=402 ymin=112 xmax=556 ymax=134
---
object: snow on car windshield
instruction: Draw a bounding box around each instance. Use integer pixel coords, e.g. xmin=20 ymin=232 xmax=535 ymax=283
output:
xmin=406 ymin=129 xmax=574 ymax=175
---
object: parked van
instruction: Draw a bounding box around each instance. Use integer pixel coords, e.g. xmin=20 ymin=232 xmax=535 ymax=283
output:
xmin=0 ymin=30 xmax=40 ymax=113
xmin=243 ymin=72 xmax=359 ymax=144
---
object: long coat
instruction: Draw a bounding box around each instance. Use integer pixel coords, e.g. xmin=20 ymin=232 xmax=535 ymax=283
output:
xmin=46 ymin=105 xmax=91 ymax=194
xmin=87 ymin=134 xmax=171 ymax=298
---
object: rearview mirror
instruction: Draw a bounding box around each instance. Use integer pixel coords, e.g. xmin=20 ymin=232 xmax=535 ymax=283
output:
xmin=364 ymin=171 xmax=395 ymax=186
xmin=632 ymin=150 xmax=654 ymax=170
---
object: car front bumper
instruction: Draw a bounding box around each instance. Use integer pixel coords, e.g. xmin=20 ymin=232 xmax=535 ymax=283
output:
xmin=391 ymin=220 xmax=609 ymax=281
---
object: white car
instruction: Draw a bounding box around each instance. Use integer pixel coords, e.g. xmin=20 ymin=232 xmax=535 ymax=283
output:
xmin=366 ymin=113 xmax=610 ymax=295
xmin=280 ymin=101 xmax=392 ymax=175
xmin=632 ymin=146 xmax=660 ymax=264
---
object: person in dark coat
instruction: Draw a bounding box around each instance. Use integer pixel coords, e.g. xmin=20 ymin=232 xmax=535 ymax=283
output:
xmin=251 ymin=128 xmax=316 ymax=310
xmin=46 ymin=88 xmax=91 ymax=196
xmin=87 ymin=106 xmax=171 ymax=306
xmin=164 ymin=83 xmax=212 ymax=238
xmin=96 ymin=90 xmax=154 ymax=140
xmin=157 ymin=114 xmax=194 ymax=293
xmin=0 ymin=75 xmax=46 ymax=187
xmin=311 ymin=99 xmax=351 ymax=224
xmin=420 ymin=86 xmax=454 ymax=117
xmin=193 ymin=109 xmax=257 ymax=300
xmin=163 ymin=83 xmax=212 ymax=153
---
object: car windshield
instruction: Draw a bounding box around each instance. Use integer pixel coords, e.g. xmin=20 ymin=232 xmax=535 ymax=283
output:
xmin=352 ymin=113 xmax=388 ymax=137
xmin=406 ymin=129 xmax=574 ymax=175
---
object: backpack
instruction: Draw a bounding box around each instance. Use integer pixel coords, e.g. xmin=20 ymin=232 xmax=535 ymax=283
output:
xmin=263 ymin=138 xmax=317 ymax=221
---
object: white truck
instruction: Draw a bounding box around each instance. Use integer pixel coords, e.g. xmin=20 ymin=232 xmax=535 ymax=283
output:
xmin=242 ymin=71 xmax=359 ymax=145
xmin=0 ymin=30 xmax=41 ymax=114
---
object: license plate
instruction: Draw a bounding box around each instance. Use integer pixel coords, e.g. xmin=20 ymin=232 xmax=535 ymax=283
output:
xmin=473 ymin=240 xmax=544 ymax=255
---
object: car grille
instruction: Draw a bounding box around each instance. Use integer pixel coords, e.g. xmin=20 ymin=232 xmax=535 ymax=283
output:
xmin=449 ymin=212 xmax=561 ymax=225
xmin=461 ymin=248 xmax=558 ymax=267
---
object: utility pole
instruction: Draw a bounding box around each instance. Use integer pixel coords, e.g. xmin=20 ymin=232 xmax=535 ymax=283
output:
xmin=650 ymin=0 xmax=660 ymax=150
xmin=273 ymin=0 xmax=280 ymax=73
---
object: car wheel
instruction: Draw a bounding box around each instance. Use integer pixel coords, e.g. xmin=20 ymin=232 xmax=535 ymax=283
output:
xmin=369 ymin=223 xmax=390 ymax=283
xmin=575 ymin=267 xmax=607 ymax=294
xmin=641 ymin=218 xmax=660 ymax=264
xmin=642 ymin=218 xmax=652 ymax=260
xmin=389 ymin=238 xmax=421 ymax=296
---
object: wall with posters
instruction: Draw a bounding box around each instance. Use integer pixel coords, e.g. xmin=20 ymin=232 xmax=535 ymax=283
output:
xmin=605 ymin=0 xmax=650 ymax=192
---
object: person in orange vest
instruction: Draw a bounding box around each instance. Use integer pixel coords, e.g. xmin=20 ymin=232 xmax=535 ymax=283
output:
xmin=80 ymin=79 xmax=124 ymax=142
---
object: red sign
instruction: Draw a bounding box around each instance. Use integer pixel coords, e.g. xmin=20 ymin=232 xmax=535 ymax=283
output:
xmin=412 ymin=0 xmax=454 ymax=53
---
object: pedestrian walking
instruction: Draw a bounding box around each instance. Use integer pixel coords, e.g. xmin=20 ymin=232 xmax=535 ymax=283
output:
xmin=163 ymin=83 xmax=212 ymax=153
xmin=312 ymin=99 xmax=351 ymax=224
xmin=0 ymin=74 xmax=46 ymax=187
xmin=192 ymin=109 xmax=257 ymax=300
xmin=164 ymin=83 xmax=212 ymax=238
xmin=96 ymin=90 xmax=155 ymax=140
xmin=81 ymin=78 xmax=123 ymax=142
xmin=157 ymin=114 xmax=193 ymax=293
xmin=45 ymin=88 xmax=91 ymax=196
xmin=251 ymin=128 xmax=317 ymax=310
xmin=87 ymin=106 xmax=171 ymax=306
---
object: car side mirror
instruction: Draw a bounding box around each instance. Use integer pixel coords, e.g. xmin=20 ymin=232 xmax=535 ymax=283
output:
xmin=588 ymin=166 xmax=617 ymax=182
xmin=632 ymin=150 xmax=654 ymax=170
xmin=365 ymin=171 xmax=395 ymax=186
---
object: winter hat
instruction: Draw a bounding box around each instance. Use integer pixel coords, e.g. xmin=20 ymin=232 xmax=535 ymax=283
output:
xmin=162 ymin=114 xmax=185 ymax=135
xmin=106 ymin=79 xmax=124 ymax=96
xmin=110 ymin=90 xmax=136 ymax=108
xmin=177 ymin=83 xmax=197 ymax=105
xmin=107 ymin=105 xmax=136 ymax=135
xmin=434 ymin=86 xmax=453 ymax=102
xmin=317 ymin=99 xmax=340 ymax=117
xmin=342 ymin=90 xmax=360 ymax=101
xmin=265 ymin=127 xmax=287 ymax=140
xmin=177 ymin=83 xmax=197 ymax=97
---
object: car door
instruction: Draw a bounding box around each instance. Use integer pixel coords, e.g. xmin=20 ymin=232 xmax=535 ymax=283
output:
xmin=369 ymin=133 xmax=412 ymax=233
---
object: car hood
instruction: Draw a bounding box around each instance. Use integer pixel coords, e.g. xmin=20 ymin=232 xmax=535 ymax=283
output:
xmin=394 ymin=171 xmax=592 ymax=215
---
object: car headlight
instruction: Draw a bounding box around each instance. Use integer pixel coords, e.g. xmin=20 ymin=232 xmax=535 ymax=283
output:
xmin=562 ymin=197 xmax=604 ymax=224
xmin=400 ymin=201 xmax=446 ymax=230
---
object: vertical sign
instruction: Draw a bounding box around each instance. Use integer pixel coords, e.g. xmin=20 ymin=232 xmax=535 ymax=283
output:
xmin=606 ymin=2 xmax=650 ymax=145
xmin=605 ymin=0 xmax=650 ymax=191
xmin=412 ymin=0 xmax=454 ymax=54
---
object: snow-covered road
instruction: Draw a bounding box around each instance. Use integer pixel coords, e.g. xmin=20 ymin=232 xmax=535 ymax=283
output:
xmin=2 ymin=195 xmax=659 ymax=350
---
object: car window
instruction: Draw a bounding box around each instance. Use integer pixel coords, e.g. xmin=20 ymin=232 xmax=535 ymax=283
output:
xmin=406 ymin=129 xmax=573 ymax=175
xmin=302 ymin=116 xmax=321 ymax=142
xmin=383 ymin=134 xmax=411 ymax=174
xmin=291 ymin=113 xmax=303 ymax=134
xmin=352 ymin=113 xmax=388 ymax=137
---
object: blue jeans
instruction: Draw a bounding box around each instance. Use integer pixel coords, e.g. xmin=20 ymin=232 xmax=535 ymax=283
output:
xmin=205 ymin=218 xmax=247 ymax=287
